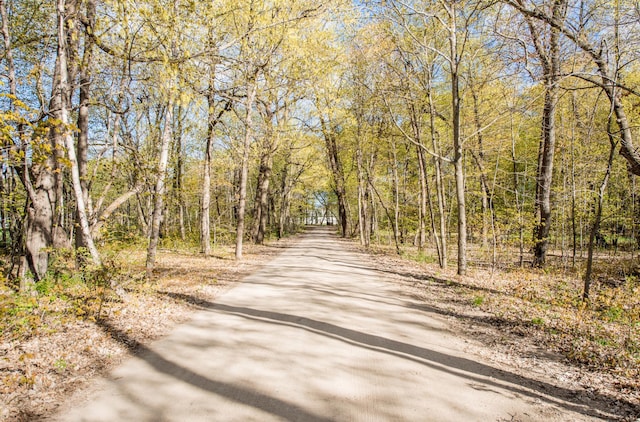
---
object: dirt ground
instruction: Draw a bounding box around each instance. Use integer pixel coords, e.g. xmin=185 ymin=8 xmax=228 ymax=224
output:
xmin=1 ymin=231 xmax=639 ymax=421
xmin=0 ymin=240 xmax=294 ymax=422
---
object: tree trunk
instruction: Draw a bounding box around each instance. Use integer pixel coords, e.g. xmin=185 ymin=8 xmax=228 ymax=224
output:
xmin=253 ymin=152 xmax=272 ymax=244
xmin=278 ymin=158 xmax=291 ymax=239
xmin=252 ymin=105 xmax=275 ymax=245
xmin=522 ymin=2 xmax=566 ymax=267
xmin=173 ymin=115 xmax=185 ymax=241
xmin=427 ymin=74 xmax=447 ymax=268
xmin=91 ymin=184 xmax=143 ymax=238
xmin=53 ymin=0 xmax=101 ymax=266
xmin=532 ymin=36 xmax=561 ymax=267
xmin=408 ymin=100 xmax=427 ymax=251
xmin=510 ymin=114 xmax=525 ymax=267
xmin=146 ymin=100 xmax=173 ymax=277
xmin=470 ymin=87 xmax=491 ymax=249
xmin=201 ymin=88 xmax=229 ymax=254
xmin=0 ymin=0 xmax=41 ymax=281
xmin=201 ymin=118 xmax=214 ymax=255
xmin=235 ymin=80 xmax=257 ymax=259
xmin=416 ymin=145 xmax=428 ymax=251
xmin=584 ymin=119 xmax=617 ymax=300
xmin=322 ymin=120 xmax=348 ymax=237
xmin=532 ymin=81 xmax=559 ymax=267
xmin=356 ymin=135 xmax=369 ymax=247
xmin=390 ymin=141 xmax=401 ymax=247
xmin=24 ymin=181 xmax=56 ymax=281
xmin=449 ymin=5 xmax=466 ymax=276
xmin=22 ymin=0 xmax=68 ymax=281
xmin=75 ymin=0 xmax=95 ymax=251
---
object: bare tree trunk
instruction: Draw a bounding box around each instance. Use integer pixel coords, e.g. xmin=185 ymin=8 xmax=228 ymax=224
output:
xmin=235 ymin=80 xmax=257 ymax=260
xmin=368 ymin=177 xmax=400 ymax=254
xmin=427 ymin=74 xmax=447 ymax=268
xmin=0 ymin=21 xmax=7 ymax=248
xmin=253 ymin=152 xmax=272 ymax=244
xmin=201 ymin=128 xmax=213 ymax=255
xmin=533 ymin=79 xmax=559 ymax=267
xmin=278 ymin=158 xmax=291 ymax=239
xmin=356 ymin=135 xmax=369 ymax=247
xmin=91 ymin=184 xmax=143 ymax=237
xmin=54 ymin=0 xmax=100 ymax=266
xmin=470 ymin=86 xmax=491 ymax=249
xmin=0 ymin=169 xmax=5 ymax=248
xmin=173 ymin=114 xmax=185 ymax=241
xmin=448 ymin=4 xmax=466 ymax=276
xmin=322 ymin=119 xmax=348 ymax=237
xmin=524 ymin=2 xmax=566 ymax=267
xmin=201 ymin=94 xmax=229 ymax=254
xmin=146 ymin=100 xmax=173 ymax=277
xmin=252 ymin=105 xmax=275 ymax=245
xmin=3 ymin=0 xmax=58 ymax=283
xmin=75 ymin=0 xmax=95 ymax=251
xmin=408 ymin=100 xmax=427 ymax=251
xmin=570 ymin=91 xmax=578 ymax=268
xmin=390 ymin=141 xmax=401 ymax=246
xmin=510 ymin=114 xmax=525 ymax=267
xmin=584 ymin=119 xmax=617 ymax=300
xmin=416 ymin=145 xmax=429 ymax=251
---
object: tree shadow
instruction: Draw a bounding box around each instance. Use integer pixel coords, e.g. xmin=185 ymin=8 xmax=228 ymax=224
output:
xmin=94 ymin=317 xmax=334 ymax=422
xmin=158 ymin=291 xmax=637 ymax=420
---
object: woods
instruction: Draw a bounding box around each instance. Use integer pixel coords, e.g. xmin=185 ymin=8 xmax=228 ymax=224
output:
xmin=1 ymin=1 xmax=638 ymax=276
xmin=1 ymin=0 xmax=640 ymax=409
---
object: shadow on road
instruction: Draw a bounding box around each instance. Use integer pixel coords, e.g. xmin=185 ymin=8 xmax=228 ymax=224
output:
xmin=152 ymin=291 xmax=630 ymax=420
xmin=95 ymin=317 xmax=334 ymax=422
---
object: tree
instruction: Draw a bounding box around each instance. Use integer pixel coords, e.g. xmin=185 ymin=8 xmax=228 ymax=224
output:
xmin=55 ymin=0 xmax=101 ymax=267
xmin=522 ymin=0 xmax=568 ymax=267
xmin=383 ymin=0 xmax=488 ymax=275
xmin=504 ymin=0 xmax=640 ymax=178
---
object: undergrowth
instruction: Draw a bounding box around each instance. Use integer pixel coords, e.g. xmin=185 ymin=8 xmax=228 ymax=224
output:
xmin=399 ymin=245 xmax=640 ymax=386
xmin=0 ymin=248 xmax=132 ymax=343
xmin=499 ymin=269 xmax=639 ymax=380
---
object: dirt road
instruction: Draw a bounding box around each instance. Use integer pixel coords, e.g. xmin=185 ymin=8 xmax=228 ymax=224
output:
xmin=53 ymin=227 xmax=604 ymax=421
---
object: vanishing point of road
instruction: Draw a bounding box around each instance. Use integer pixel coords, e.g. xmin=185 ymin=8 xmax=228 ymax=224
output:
xmin=54 ymin=226 xmax=602 ymax=421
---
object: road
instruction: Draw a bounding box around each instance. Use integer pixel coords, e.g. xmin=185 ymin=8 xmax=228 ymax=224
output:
xmin=54 ymin=226 xmax=600 ymax=421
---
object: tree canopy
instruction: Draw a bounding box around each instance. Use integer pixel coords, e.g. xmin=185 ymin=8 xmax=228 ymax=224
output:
xmin=1 ymin=0 xmax=640 ymax=299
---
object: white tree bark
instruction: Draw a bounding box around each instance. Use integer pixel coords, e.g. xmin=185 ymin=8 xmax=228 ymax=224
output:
xmin=56 ymin=0 xmax=101 ymax=266
xmin=235 ymin=79 xmax=257 ymax=260
xmin=146 ymin=99 xmax=174 ymax=277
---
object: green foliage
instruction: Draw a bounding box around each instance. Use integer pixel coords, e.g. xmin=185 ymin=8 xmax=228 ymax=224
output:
xmin=472 ymin=295 xmax=484 ymax=307
xmin=604 ymin=305 xmax=624 ymax=323
xmin=530 ymin=317 xmax=545 ymax=326
xmin=406 ymin=250 xmax=439 ymax=265
xmin=53 ymin=358 xmax=68 ymax=373
xmin=0 ymin=249 xmax=132 ymax=341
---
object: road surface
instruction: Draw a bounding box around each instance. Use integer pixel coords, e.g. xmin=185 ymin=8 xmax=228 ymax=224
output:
xmin=54 ymin=227 xmax=601 ymax=421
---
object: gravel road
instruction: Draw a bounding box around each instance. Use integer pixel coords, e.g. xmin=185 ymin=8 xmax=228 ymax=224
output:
xmin=53 ymin=226 xmax=602 ymax=421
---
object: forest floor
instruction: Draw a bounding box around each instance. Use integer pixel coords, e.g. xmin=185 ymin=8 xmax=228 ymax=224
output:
xmin=0 ymin=239 xmax=296 ymax=421
xmin=1 ymin=228 xmax=639 ymax=421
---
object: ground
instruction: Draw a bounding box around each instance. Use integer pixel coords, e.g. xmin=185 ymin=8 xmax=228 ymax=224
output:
xmin=1 ymin=229 xmax=639 ymax=421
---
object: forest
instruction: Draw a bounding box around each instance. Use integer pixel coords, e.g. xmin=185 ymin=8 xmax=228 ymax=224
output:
xmin=1 ymin=0 xmax=639 ymax=419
